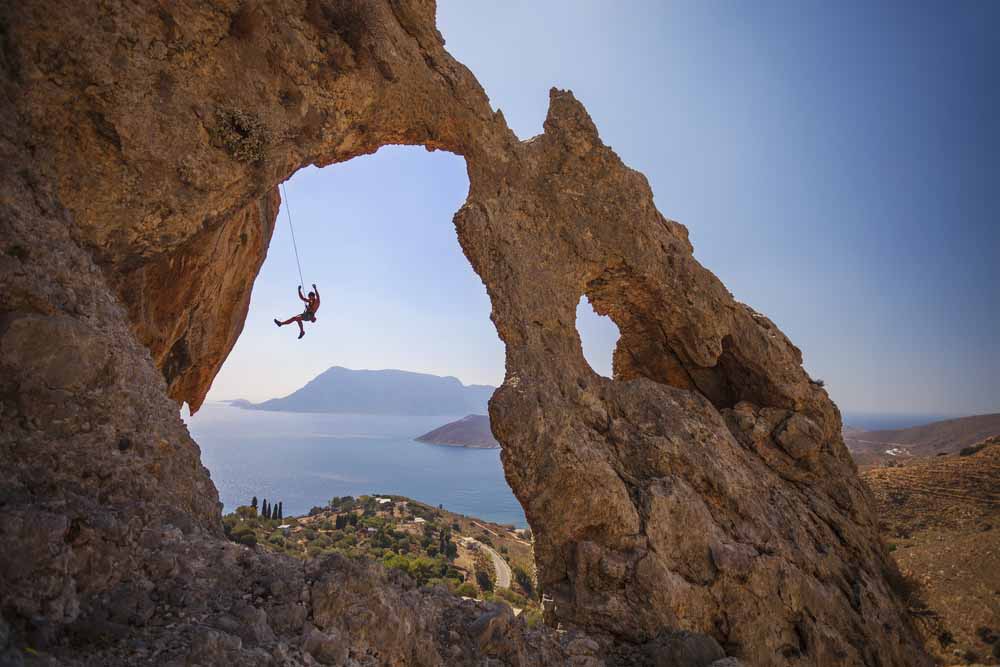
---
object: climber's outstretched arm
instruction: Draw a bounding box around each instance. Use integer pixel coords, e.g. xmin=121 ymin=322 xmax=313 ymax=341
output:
xmin=297 ymin=285 xmax=307 ymax=302
xmin=312 ymin=283 xmax=320 ymax=306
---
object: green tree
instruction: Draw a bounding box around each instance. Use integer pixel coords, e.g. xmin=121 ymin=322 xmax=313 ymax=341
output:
xmin=513 ymin=566 xmax=535 ymax=598
xmin=475 ymin=568 xmax=494 ymax=592
xmin=277 ymin=502 xmax=283 ymax=520
xmin=455 ymin=582 xmax=478 ymax=598
xmin=251 ymin=496 xmax=258 ymax=511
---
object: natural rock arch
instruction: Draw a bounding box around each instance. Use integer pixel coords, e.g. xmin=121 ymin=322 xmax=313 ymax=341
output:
xmin=0 ymin=1 xmax=930 ymax=665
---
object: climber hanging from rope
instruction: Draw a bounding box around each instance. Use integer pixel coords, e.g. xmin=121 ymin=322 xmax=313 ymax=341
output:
xmin=272 ymin=181 xmax=320 ymax=339
xmin=274 ymin=284 xmax=320 ymax=339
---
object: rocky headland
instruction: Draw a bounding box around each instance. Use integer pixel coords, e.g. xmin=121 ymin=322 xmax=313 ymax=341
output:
xmin=416 ymin=415 xmax=499 ymax=449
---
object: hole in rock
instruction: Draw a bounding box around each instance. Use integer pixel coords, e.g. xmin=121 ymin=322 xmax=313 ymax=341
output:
xmin=183 ymin=146 xmax=527 ymax=529
xmin=576 ymin=294 xmax=621 ymax=379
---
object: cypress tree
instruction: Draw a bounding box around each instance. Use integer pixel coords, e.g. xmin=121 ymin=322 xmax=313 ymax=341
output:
xmin=251 ymin=496 xmax=258 ymax=511
xmin=266 ymin=500 xmax=272 ymax=520
xmin=263 ymin=499 xmax=270 ymax=520
xmin=277 ymin=502 xmax=283 ymax=520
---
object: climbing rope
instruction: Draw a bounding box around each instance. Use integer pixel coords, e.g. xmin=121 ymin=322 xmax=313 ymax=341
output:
xmin=280 ymin=181 xmax=305 ymax=288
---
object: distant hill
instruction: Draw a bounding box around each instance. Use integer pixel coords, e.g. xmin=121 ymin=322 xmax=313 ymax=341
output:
xmin=244 ymin=367 xmax=494 ymax=416
xmin=862 ymin=436 xmax=1000 ymax=664
xmin=845 ymin=413 xmax=1000 ymax=467
xmin=415 ymin=415 xmax=499 ymax=449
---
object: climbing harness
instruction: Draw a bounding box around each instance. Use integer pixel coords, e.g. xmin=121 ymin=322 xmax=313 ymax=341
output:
xmin=280 ymin=181 xmax=306 ymax=288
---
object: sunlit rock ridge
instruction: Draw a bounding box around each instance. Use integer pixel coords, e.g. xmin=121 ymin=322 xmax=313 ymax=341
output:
xmin=0 ymin=1 xmax=929 ymax=665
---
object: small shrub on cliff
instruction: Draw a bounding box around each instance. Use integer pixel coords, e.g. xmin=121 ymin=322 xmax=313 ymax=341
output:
xmin=976 ymin=626 xmax=998 ymax=644
xmin=513 ymin=566 xmax=535 ymax=598
xmin=496 ymin=588 xmax=528 ymax=608
xmin=210 ymin=108 xmax=270 ymax=163
xmin=237 ymin=532 xmax=257 ymax=547
xmin=522 ymin=608 xmax=543 ymax=628
xmin=454 ymin=582 xmax=478 ymax=598
xmin=5 ymin=245 xmax=28 ymax=260
xmin=475 ymin=568 xmax=494 ymax=592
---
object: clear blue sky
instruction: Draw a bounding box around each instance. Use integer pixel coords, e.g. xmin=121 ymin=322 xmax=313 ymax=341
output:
xmin=206 ymin=1 xmax=999 ymax=418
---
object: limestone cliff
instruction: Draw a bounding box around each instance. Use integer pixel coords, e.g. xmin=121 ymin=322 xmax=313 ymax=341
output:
xmin=0 ymin=1 xmax=930 ymax=665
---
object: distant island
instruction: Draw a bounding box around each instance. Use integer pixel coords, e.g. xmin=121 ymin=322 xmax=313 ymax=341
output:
xmin=236 ymin=367 xmax=494 ymax=416
xmin=416 ymin=415 xmax=499 ymax=449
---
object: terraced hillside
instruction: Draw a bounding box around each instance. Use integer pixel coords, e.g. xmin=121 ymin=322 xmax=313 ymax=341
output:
xmin=863 ymin=437 xmax=1000 ymax=665
xmin=848 ymin=413 xmax=1000 ymax=469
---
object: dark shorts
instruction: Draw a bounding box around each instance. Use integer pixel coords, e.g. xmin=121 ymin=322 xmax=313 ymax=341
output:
xmin=301 ymin=310 xmax=316 ymax=322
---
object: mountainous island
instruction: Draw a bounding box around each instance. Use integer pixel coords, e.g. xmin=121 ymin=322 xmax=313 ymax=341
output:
xmin=239 ymin=367 xmax=495 ymax=416
xmin=415 ymin=415 xmax=500 ymax=449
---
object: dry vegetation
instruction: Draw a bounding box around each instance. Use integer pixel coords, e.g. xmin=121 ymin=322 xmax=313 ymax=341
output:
xmin=864 ymin=436 xmax=1000 ymax=665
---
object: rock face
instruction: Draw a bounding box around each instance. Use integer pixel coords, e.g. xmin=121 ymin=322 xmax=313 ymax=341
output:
xmin=0 ymin=1 xmax=929 ymax=665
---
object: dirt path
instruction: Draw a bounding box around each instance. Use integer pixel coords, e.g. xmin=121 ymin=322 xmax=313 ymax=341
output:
xmin=471 ymin=520 xmax=531 ymax=546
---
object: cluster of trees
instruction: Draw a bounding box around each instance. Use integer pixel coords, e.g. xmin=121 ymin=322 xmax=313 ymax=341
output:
xmin=473 ymin=551 xmax=495 ymax=592
xmin=251 ymin=496 xmax=283 ymax=520
xmin=513 ymin=565 xmax=535 ymax=599
xmin=381 ymin=552 xmax=461 ymax=586
xmin=220 ymin=497 xmax=543 ymax=617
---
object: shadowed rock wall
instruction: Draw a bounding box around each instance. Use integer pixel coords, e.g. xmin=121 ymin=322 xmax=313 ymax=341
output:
xmin=1 ymin=1 xmax=929 ymax=665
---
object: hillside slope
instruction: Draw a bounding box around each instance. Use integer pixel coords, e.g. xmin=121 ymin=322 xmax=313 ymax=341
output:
xmin=846 ymin=413 xmax=1000 ymax=468
xmin=863 ymin=437 xmax=1000 ymax=664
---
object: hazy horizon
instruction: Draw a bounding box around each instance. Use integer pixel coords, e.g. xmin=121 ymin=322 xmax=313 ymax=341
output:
xmin=204 ymin=1 xmax=999 ymax=417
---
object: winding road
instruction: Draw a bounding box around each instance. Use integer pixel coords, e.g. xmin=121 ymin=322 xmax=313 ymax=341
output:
xmin=461 ymin=537 xmax=511 ymax=589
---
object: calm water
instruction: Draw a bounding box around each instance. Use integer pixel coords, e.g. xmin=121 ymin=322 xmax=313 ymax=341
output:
xmin=184 ymin=405 xmax=954 ymax=528
xmin=183 ymin=403 xmax=526 ymax=527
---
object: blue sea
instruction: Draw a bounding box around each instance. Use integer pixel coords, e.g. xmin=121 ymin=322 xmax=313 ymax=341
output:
xmin=183 ymin=403 xmax=526 ymax=527
xmin=184 ymin=404 xmax=956 ymax=528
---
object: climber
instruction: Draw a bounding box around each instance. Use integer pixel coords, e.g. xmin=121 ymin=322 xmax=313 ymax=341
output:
xmin=274 ymin=284 xmax=320 ymax=339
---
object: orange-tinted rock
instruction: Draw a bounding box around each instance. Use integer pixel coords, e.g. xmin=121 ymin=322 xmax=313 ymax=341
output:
xmin=0 ymin=1 xmax=930 ymax=664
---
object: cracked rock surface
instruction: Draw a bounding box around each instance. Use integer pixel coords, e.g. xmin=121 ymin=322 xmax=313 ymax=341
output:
xmin=1 ymin=1 xmax=929 ymax=665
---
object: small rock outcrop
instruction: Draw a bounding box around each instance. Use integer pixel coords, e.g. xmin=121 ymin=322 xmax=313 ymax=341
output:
xmin=0 ymin=1 xmax=929 ymax=665
xmin=416 ymin=415 xmax=500 ymax=448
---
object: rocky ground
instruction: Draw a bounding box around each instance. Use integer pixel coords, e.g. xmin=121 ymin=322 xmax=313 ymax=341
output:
xmin=863 ymin=437 xmax=1000 ymax=665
